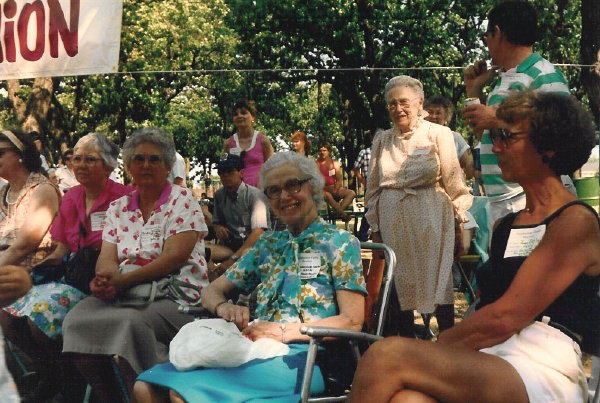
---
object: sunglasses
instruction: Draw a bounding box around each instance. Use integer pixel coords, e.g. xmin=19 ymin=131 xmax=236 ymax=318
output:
xmin=132 ymin=154 xmax=162 ymax=165
xmin=0 ymin=147 xmax=15 ymax=157
xmin=490 ymin=129 xmax=529 ymax=146
xmin=72 ymin=155 xmax=102 ymax=165
xmin=264 ymin=177 xmax=311 ymax=200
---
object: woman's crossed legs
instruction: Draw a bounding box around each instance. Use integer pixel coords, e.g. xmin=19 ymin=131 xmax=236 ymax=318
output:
xmin=348 ymin=336 xmax=529 ymax=403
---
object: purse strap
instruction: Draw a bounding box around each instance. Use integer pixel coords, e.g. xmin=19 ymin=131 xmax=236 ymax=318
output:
xmin=168 ymin=279 xmax=201 ymax=303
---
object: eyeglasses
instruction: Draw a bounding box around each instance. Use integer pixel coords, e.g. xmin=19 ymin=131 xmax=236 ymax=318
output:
xmin=264 ymin=177 xmax=311 ymax=200
xmin=132 ymin=154 xmax=162 ymax=165
xmin=481 ymin=30 xmax=493 ymax=45
xmin=72 ymin=155 xmax=102 ymax=165
xmin=387 ymin=98 xmax=417 ymax=110
xmin=490 ymin=129 xmax=529 ymax=146
xmin=0 ymin=147 xmax=15 ymax=157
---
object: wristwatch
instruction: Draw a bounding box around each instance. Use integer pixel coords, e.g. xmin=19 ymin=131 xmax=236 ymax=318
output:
xmin=230 ymin=254 xmax=239 ymax=262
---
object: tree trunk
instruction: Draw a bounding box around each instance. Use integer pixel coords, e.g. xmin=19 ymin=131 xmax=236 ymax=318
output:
xmin=5 ymin=77 xmax=54 ymax=134
xmin=23 ymin=77 xmax=54 ymax=134
xmin=581 ymin=0 xmax=600 ymax=124
xmin=6 ymin=79 xmax=27 ymax=123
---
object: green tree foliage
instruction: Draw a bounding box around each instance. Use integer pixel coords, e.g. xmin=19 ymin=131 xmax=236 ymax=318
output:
xmin=225 ymin=0 xmax=589 ymax=167
xmin=225 ymin=0 xmax=492 ymax=165
xmin=2 ymin=0 xmax=239 ymax=169
xmin=0 ymin=0 xmax=592 ymax=172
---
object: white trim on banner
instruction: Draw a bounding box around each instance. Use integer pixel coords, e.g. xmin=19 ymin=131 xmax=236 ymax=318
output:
xmin=0 ymin=0 xmax=122 ymax=80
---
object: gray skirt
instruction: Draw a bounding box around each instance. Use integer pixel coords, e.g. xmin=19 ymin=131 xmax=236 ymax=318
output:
xmin=62 ymin=296 xmax=194 ymax=374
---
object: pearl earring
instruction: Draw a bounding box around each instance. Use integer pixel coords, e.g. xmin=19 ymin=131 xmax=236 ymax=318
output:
xmin=18 ymin=158 xmax=22 ymax=163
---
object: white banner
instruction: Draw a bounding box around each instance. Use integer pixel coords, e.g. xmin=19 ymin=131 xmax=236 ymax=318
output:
xmin=0 ymin=0 xmax=122 ymax=80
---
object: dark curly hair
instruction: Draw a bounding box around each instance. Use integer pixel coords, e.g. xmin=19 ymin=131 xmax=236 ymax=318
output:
xmin=232 ymin=99 xmax=257 ymax=117
xmin=0 ymin=129 xmax=43 ymax=174
xmin=496 ymin=91 xmax=596 ymax=176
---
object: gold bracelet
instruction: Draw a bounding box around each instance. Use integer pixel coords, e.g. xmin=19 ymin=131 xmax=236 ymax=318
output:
xmin=279 ymin=323 xmax=286 ymax=343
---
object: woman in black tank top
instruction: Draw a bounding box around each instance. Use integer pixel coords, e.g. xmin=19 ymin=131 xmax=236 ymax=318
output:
xmin=349 ymin=91 xmax=600 ymax=403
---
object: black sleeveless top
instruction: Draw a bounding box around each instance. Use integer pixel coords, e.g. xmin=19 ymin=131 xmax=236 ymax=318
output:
xmin=476 ymin=200 xmax=600 ymax=352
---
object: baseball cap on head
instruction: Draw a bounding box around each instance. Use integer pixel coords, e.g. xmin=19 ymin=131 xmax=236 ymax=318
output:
xmin=217 ymin=153 xmax=244 ymax=173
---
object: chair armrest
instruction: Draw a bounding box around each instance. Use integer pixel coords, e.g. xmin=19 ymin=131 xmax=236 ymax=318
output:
xmin=300 ymin=326 xmax=383 ymax=343
xmin=177 ymin=305 xmax=212 ymax=317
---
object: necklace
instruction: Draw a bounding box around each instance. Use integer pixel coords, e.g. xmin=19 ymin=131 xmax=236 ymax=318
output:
xmin=5 ymin=186 xmax=19 ymax=206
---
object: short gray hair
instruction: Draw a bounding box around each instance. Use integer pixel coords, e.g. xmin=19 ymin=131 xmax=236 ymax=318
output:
xmin=74 ymin=132 xmax=120 ymax=169
xmin=260 ymin=151 xmax=325 ymax=204
xmin=122 ymin=127 xmax=176 ymax=170
xmin=384 ymin=75 xmax=425 ymax=103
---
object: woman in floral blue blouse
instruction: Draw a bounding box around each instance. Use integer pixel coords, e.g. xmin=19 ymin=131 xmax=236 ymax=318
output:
xmin=135 ymin=151 xmax=367 ymax=403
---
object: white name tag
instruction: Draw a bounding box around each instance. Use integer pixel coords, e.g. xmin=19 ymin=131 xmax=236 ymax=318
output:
xmin=299 ymin=252 xmax=321 ymax=280
xmin=328 ymin=169 xmax=336 ymax=177
xmin=504 ymin=225 xmax=546 ymax=258
xmin=90 ymin=212 xmax=107 ymax=232
xmin=411 ymin=145 xmax=431 ymax=155
xmin=140 ymin=225 xmax=162 ymax=245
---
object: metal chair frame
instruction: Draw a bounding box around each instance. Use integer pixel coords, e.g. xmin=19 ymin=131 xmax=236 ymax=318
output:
xmin=298 ymin=242 xmax=396 ymax=403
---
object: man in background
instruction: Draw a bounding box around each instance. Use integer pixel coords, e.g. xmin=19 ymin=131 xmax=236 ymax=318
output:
xmin=208 ymin=153 xmax=270 ymax=277
xmin=463 ymin=0 xmax=570 ymax=226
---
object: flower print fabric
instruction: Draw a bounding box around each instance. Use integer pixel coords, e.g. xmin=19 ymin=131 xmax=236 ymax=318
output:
xmin=103 ymin=182 xmax=209 ymax=305
xmin=225 ymin=217 xmax=366 ymax=323
xmin=5 ymin=283 xmax=85 ymax=338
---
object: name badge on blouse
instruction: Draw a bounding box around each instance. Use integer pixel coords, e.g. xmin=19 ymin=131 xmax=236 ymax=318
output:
xmin=328 ymin=169 xmax=336 ymax=177
xmin=140 ymin=225 xmax=162 ymax=245
xmin=90 ymin=212 xmax=107 ymax=232
xmin=411 ymin=145 xmax=431 ymax=155
xmin=299 ymin=252 xmax=321 ymax=279
xmin=504 ymin=225 xmax=546 ymax=258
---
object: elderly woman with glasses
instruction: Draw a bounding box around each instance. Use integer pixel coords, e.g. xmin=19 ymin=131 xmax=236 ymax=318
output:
xmin=62 ymin=128 xmax=209 ymax=402
xmin=1 ymin=132 xmax=132 ymax=401
xmin=350 ymin=91 xmax=600 ymax=403
xmin=134 ymin=151 xmax=367 ymax=403
xmin=366 ymin=76 xmax=472 ymax=337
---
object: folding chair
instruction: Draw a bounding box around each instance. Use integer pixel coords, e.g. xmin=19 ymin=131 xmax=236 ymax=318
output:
xmin=590 ymin=355 xmax=600 ymax=403
xmin=298 ymin=242 xmax=396 ymax=403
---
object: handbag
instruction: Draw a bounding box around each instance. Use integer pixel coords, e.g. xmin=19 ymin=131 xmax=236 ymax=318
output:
xmin=64 ymin=247 xmax=100 ymax=294
xmin=30 ymin=256 xmax=69 ymax=285
xmin=116 ymin=264 xmax=201 ymax=308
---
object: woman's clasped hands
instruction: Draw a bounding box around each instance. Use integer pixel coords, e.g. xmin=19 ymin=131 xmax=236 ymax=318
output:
xmin=89 ymin=270 xmax=119 ymax=301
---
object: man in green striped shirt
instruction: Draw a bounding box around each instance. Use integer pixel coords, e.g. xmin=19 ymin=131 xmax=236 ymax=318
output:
xmin=463 ymin=1 xmax=570 ymax=228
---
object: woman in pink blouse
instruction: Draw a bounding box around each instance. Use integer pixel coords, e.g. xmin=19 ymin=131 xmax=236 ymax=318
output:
xmin=223 ymin=99 xmax=274 ymax=188
xmin=62 ymin=128 xmax=209 ymax=402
